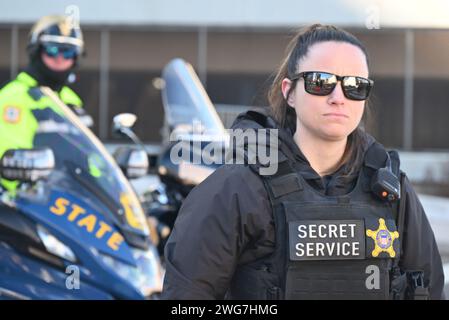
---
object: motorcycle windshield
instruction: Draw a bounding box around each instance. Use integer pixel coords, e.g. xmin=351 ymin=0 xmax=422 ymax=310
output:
xmin=162 ymin=58 xmax=227 ymax=141
xmin=29 ymin=90 xmax=149 ymax=239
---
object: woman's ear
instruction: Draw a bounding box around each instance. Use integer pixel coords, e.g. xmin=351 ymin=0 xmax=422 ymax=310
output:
xmin=281 ymin=78 xmax=295 ymax=107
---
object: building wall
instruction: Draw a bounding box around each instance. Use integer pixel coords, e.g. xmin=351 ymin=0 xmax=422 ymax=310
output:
xmin=1 ymin=25 xmax=449 ymax=149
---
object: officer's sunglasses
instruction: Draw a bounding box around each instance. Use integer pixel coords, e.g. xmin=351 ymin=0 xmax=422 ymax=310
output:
xmin=43 ymin=44 xmax=78 ymax=60
xmin=290 ymin=71 xmax=374 ymax=101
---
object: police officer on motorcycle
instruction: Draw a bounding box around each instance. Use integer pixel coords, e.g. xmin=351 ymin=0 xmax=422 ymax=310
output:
xmin=161 ymin=24 xmax=446 ymax=300
xmin=0 ymin=15 xmax=92 ymax=191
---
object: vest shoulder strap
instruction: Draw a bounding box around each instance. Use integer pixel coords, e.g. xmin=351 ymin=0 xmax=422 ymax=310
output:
xmin=251 ymin=159 xmax=302 ymax=199
xmin=269 ymin=171 xmax=303 ymax=199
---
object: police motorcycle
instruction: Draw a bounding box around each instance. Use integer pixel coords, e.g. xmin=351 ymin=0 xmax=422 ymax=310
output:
xmin=0 ymin=87 xmax=163 ymax=300
xmin=113 ymin=58 xmax=228 ymax=258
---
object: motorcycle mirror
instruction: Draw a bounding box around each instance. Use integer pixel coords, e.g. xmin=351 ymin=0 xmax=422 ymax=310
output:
xmin=113 ymin=146 xmax=149 ymax=179
xmin=0 ymin=148 xmax=55 ymax=183
xmin=113 ymin=113 xmax=137 ymax=132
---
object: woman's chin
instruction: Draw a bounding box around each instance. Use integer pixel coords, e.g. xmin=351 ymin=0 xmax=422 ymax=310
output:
xmin=318 ymin=127 xmax=353 ymax=142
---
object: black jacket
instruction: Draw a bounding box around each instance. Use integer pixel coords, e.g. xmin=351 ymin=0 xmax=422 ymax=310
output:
xmin=162 ymin=109 xmax=445 ymax=300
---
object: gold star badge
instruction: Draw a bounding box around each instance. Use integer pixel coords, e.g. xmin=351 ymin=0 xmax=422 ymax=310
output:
xmin=366 ymin=218 xmax=399 ymax=258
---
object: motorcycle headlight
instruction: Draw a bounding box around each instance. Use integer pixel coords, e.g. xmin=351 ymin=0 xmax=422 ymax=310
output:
xmin=99 ymin=247 xmax=163 ymax=297
xmin=36 ymin=225 xmax=77 ymax=263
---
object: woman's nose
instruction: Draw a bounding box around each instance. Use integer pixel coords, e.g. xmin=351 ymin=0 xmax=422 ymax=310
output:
xmin=327 ymin=82 xmax=346 ymax=105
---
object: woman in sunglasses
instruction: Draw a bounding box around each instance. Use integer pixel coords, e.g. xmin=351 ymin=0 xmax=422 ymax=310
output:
xmin=162 ymin=24 xmax=445 ymax=300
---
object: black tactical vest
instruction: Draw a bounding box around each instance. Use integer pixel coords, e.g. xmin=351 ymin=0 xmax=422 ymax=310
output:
xmin=228 ymin=143 xmax=401 ymax=300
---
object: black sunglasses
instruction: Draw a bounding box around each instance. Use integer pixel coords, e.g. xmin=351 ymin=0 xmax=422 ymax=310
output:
xmin=290 ymin=71 xmax=374 ymax=101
